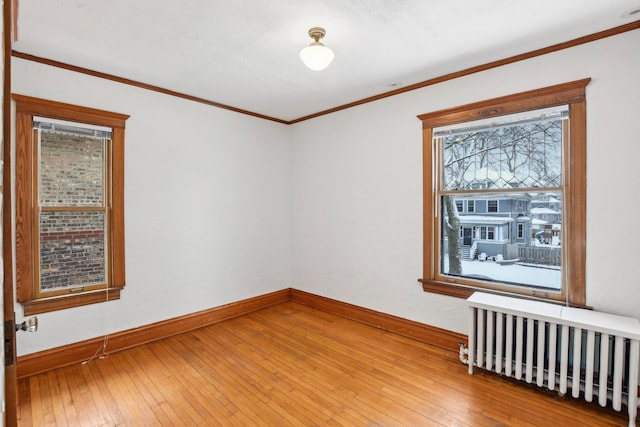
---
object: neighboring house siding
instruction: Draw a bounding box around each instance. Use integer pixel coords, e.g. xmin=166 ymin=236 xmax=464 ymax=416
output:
xmin=455 ymin=195 xmax=535 ymax=259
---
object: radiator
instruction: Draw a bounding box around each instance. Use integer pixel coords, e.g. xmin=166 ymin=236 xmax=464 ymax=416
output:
xmin=462 ymin=292 xmax=640 ymax=427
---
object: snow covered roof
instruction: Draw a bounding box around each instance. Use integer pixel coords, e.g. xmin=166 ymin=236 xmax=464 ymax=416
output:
xmin=532 ymin=218 xmax=548 ymax=225
xmin=531 ymin=207 xmax=560 ymax=214
xmin=458 ymin=215 xmax=515 ymax=225
xmin=532 ymin=197 xmax=561 ymax=204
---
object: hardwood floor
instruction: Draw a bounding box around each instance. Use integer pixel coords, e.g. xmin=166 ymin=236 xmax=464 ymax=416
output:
xmin=18 ymin=302 xmax=629 ymax=426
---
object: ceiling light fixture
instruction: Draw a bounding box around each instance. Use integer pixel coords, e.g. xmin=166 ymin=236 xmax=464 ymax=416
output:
xmin=300 ymin=27 xmax=335 ymax=71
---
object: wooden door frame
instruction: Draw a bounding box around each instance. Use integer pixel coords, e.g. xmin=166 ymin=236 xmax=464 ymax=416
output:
xmin=3 ymin=0 xmax=18 ymax=426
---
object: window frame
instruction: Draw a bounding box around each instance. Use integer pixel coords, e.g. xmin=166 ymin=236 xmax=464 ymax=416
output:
xmin=467 ymin=200 xmax=474 ymax=213
xmin=418 ymin=79 xmax=588 ymax=306
xmin=487 ymin=227 xmax=495 ymax=241
xmin=14 ymin=94 xmax=129 ymax=315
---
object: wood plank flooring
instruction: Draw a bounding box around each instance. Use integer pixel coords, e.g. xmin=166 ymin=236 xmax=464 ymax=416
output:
xmin=18 ymin=302 xmax=630 ymax=426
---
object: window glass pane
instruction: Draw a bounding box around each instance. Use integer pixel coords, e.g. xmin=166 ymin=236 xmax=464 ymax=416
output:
xmin=439 ymin=191 xmax=562 ymax=291
xmin=39 ymin=210 xmax=106 ymax=292
xmin=39 ymin=130 xmax=106 ymax=207
xmin=441 ymin=118 xmax=564 ymax=191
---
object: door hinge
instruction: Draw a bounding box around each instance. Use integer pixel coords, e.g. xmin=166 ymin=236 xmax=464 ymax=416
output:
xmin=4 ymin=319 xmax=15 ymax=366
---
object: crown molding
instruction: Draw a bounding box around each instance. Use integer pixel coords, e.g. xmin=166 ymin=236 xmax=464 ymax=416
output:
xmin=11 ymin=20 xmax=640 ymax=125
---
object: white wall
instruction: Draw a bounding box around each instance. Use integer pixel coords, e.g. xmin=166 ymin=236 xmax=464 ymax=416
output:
xmin=12 ymin=58 xmax=293 ymax=355
xmin=291 ymin=29 xmax=640 ymax=334
xmin=12 ymin=28 xmax=640 ymax=355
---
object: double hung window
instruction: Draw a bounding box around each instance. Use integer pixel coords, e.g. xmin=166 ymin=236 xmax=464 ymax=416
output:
xmin=14 ymin=95 xmax=129 ymax=315
xmin=418 ymin=80 xmax=588 ymax=305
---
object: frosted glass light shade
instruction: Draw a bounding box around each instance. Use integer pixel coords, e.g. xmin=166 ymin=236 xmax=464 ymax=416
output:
xmin=299 ymin=42 xmax=335 ymax=71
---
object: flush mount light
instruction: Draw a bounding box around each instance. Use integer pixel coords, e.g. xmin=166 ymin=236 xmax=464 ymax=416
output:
xmin=299 ymin=27 xmax=335 ymax=71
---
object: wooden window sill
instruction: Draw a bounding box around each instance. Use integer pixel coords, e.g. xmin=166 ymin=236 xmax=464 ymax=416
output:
xmin=22 ymin=287 xmax=123 ymax=315
xmin=418 ymin=279 xmax=474 ymax=299
xmin=418 ymin=279 xmax=591 ymax=310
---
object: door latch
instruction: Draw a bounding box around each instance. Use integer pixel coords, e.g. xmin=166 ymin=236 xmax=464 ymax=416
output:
xmin=4 ymin=320 xmax=14 ymax=366
xmin=5 ymin=317 xmax=39 ymax=366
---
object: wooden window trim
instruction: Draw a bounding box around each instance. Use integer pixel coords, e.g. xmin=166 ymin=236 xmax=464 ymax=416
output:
xmin=14 ymin=94 xmax=129 ymax=315
xmin=418 ymin=79 xmax=589 ymax=306
xmin=10 ymin=0 xmax=18 ymax=42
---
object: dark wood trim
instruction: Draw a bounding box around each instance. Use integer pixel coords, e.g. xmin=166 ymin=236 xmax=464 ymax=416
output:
xmin=3 ymin=4 xmax=15 ymax=304
xmin=12 ymin=93 xmax=129 ymax=128
xmin=419 ymin=279 xmax=474 ymax=299
xmin=11 ymin=21 xmax=640 ymax=125
xmin=16 ymin=289 xmax=291 ymax=379
xmin=289 ymin=21 xmax=639 ymax=124
xmin=417 ymin=79 xmax=590 ymax=127
xmin=421 ymin=126 xmax=436 ymax=300
xmin=4 ymin=0 xmax=19 ymax=423
xmin=565 ymin=94 xmax=588 ymax=307
xmin=11 ymin=51 xmax=288 ymax=125
xmin=10 ymin=0 xmax=17 ymax=43
xmin=111 ymin=126 xmax=126 ymax=288
xmin=423 ymin=280 xmax=591 ymax=310
xmin=22 ymin=288 xmax=123 ymax=316
xmin=13 ymin=112 xmax=32 ymax=304
xmin=289 ymin=289 xmax=466 ymax=351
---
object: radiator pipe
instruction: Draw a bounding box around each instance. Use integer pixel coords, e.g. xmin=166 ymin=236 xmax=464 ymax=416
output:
xmin=459 ymin=342 xmax=469 ymax=365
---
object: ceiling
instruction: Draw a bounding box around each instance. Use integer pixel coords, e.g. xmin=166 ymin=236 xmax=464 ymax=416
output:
xmin=13 ymin=0 xmax=640 ymax=122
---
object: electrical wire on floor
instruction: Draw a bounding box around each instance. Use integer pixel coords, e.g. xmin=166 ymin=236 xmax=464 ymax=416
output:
xmin=82 ymin=286 xmax=111 ymax=365
xmin=82 ymin=333 xmax=110 ymax=364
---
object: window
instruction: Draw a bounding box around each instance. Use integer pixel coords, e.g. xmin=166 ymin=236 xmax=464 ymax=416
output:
xmin=517 ymin=223 xmax=524 ymax=239
xmin=476 ymin=226 xmax=496 ymax=241
xmin=14 ymin=95 xmax=129 ymax=315
xmin=418 ymin=80 xmax=588 ymax=305
xmin=455 ymin=200 xmax=463 ymax=212
xmin=467 ymin=200 xmax=475 ymax=213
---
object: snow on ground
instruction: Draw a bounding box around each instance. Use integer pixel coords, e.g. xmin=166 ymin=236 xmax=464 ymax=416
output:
xmin=444 ymin=259 xmax=561 ymax=290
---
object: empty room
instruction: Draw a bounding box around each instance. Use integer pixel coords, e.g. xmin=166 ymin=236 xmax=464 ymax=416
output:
xmin=2 ymin=1 xmax=640 ymax=426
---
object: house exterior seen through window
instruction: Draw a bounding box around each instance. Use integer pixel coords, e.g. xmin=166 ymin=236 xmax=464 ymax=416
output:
xmin=437 ymin=107 xmax=565 ymax=290
xmin=418 ymin=80 xmax=588 ymax=306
